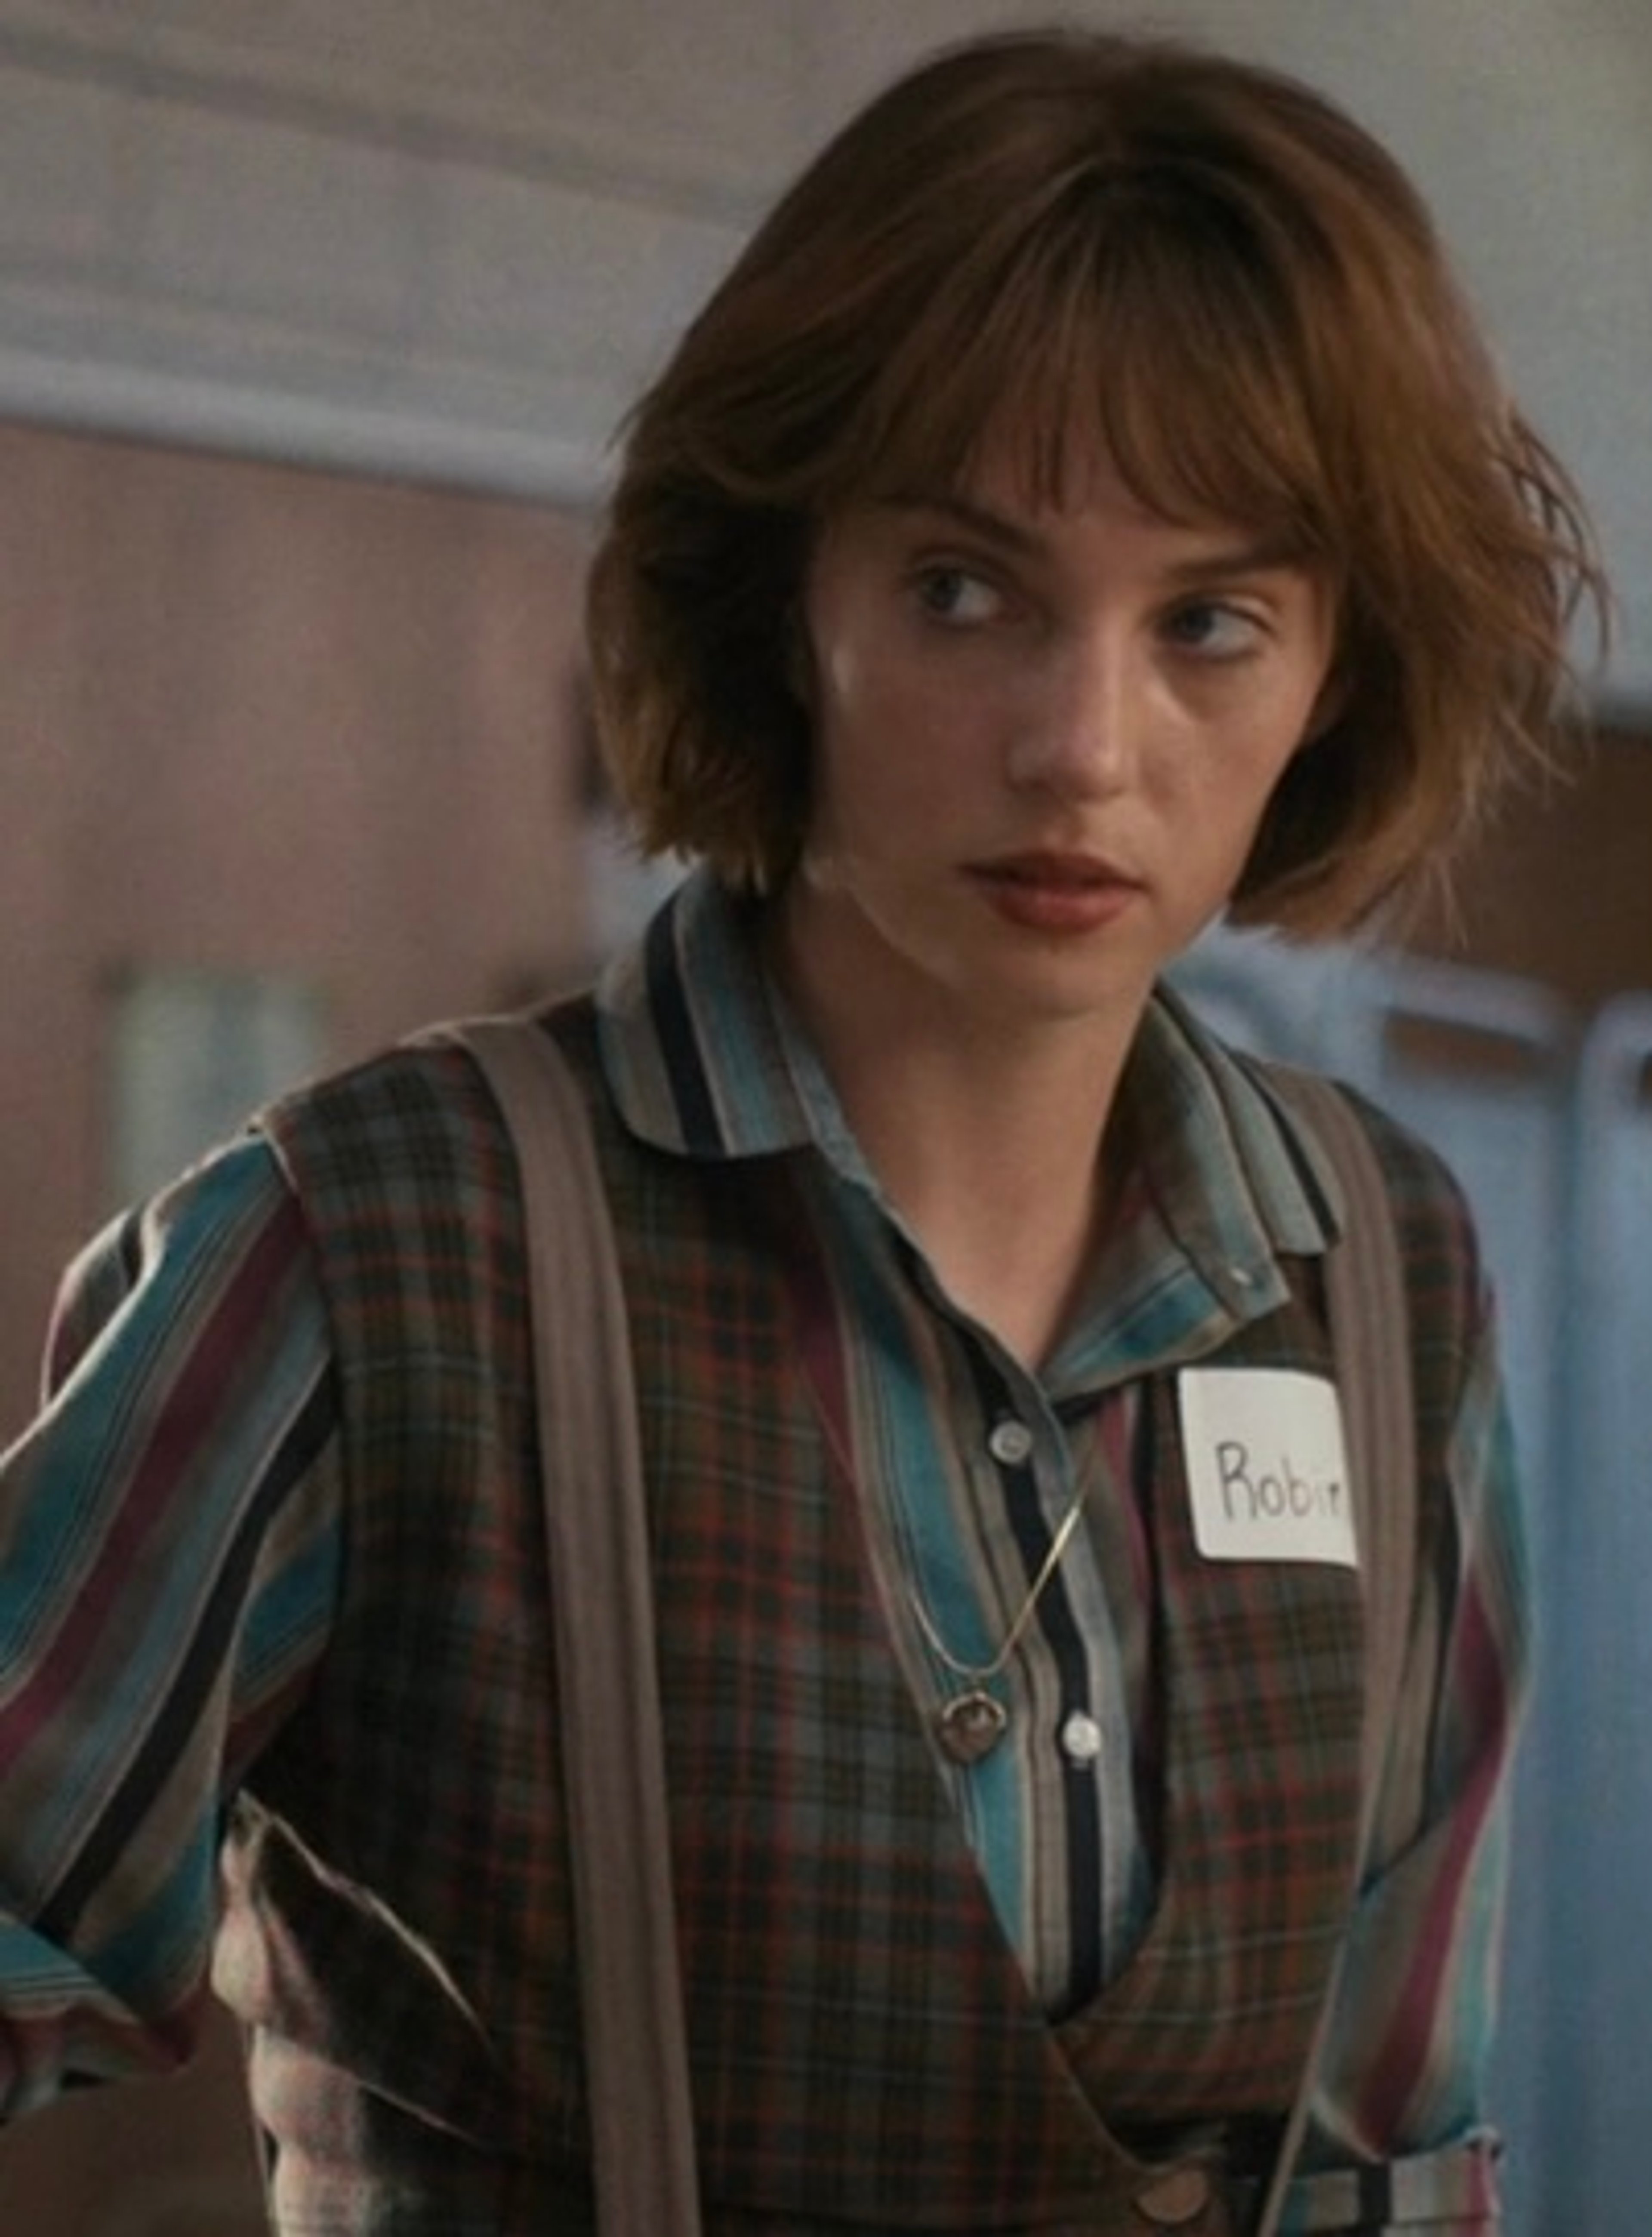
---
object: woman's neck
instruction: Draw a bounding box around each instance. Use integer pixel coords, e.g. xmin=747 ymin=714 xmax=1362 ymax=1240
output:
xmin=771 ymin=914 xmax=1144 ymax=1368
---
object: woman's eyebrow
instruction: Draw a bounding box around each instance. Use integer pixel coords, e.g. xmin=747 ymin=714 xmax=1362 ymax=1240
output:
xmin=875 ymin=491 xmax=1042 ymax=555
xmin=1160 ymin=536 xmax=1316 ymax=584
xmin=875 ymin=493 xmax=1316 ymax=588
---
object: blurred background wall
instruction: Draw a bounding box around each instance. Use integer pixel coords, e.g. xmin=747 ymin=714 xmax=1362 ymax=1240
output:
xmin=0 ymin=4 xmax=1646 ymax=2233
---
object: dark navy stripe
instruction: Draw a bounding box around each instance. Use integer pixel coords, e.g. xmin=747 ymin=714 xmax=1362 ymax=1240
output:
xmin=969 ymin=1353 xmax=1104 ymax=2015
xmin=644 ymin=894 xmax=723 ymax=1155
xmin=1360 ymin=2163 xmax=1392 ymax=2222
xmin=116 ymin=1207 xmax=146 ymax=1288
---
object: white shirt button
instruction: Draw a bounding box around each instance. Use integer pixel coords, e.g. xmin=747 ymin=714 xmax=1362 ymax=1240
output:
xmin=1060 ymin=1711 xmax=1103 ymax=1765
xmin=986 ymin=1418 xmax=1035 ymax=1467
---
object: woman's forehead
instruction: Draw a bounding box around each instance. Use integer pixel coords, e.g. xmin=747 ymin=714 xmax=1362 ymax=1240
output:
xmin=865 ymin=402 xmax=1321 ymax=557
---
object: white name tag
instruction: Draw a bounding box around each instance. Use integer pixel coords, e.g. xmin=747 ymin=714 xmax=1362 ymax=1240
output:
xmin=1178 ymin=1368 xmax=1358 ymax=1568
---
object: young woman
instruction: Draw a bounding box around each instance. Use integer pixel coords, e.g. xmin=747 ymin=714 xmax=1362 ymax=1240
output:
xmin=0 ymin=28 xmax=1604 ymax=2234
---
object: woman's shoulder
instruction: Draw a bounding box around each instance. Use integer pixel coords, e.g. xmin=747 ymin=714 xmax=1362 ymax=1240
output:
xmin=1238 ymin=1053 xmax=1496 ymax=1461
xmin=1242 ymin=1051 xmax=1482 ymax=1261
xmin=255 ymin=1001 xmax=601 ymax=1206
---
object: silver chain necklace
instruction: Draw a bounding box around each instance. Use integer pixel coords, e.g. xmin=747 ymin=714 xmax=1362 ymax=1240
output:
xmin=906 ymin=1482 xmax=1091 ymax=1765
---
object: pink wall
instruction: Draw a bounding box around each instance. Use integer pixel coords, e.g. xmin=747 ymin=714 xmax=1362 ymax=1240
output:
xmin=0 ymin=422 xmax=594 ymax=1443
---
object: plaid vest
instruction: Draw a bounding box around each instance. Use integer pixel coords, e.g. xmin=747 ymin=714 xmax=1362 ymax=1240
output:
xmin=230 ymin=1003 xmax=1458 ymax=2234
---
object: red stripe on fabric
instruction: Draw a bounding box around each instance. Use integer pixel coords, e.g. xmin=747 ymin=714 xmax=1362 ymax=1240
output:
xmin=766 ymin=1184 xmax=860 ymax=1498
xmin=1362 ymin=1571 xmax=1509 ymax=2133
xmin=0 ymin=1204 xmax=303 ymax=1755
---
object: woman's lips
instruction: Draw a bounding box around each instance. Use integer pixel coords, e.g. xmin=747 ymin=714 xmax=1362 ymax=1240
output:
xmin=968 ymin=851 xmax=1143 ymax=935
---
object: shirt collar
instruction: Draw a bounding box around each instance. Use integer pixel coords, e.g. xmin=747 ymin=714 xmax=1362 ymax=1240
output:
xmin=596 ymin=865 xmax=866 ymax=1170
xmin=596 ymin=866 xmax=1342 ymax=1282
xmin=1110 ymin=983 xmax=1342 ymax=1322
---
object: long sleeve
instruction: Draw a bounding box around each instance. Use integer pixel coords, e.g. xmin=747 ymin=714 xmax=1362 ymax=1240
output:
xmin=1292 ymin=1301 xmax=1529 ymax=2228
xmin=0 ymin=1137 xmax=342 ymax=2116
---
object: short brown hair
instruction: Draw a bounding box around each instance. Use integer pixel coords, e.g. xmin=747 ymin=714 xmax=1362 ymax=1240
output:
xmin=586 ymin=28 xmax=1606 ymax=935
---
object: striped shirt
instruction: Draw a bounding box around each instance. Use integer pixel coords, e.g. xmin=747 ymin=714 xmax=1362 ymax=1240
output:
xmin=0 ymin=867 xmax=1526 ymax=2217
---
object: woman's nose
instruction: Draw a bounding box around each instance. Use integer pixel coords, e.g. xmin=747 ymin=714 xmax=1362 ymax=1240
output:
xmin=1004 ymin=634 xmax=1142 ymax=797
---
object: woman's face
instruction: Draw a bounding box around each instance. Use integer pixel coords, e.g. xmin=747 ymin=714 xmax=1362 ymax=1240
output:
xmin=783 ymin=444 xmax=1338 ymax=1047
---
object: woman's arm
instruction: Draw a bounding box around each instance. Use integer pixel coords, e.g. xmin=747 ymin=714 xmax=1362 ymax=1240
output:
xmin=0 ymin=1137 xmax=342 ymax=2115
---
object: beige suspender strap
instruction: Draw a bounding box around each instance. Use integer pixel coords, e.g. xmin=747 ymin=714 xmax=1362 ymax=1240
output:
xmin=1251 ymin=1063 xmax=1418 ymax=2237
xmin=1265 ymin=1063 xmax=1419 ymax=1805
xmin=451 ymin=1018 xmax=703 ymax=2237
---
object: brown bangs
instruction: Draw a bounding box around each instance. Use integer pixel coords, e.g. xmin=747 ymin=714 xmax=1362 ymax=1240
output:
xmin=845 ymin=169 xmax=1337 ymax=557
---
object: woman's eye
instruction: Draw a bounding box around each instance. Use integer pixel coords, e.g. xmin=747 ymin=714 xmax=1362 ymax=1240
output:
xmin=1162 ymin=600 xmax=1266 ymax=659
xmin=912 ymin=565 xmax=1003 ymax=625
